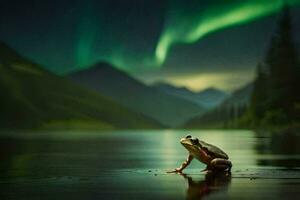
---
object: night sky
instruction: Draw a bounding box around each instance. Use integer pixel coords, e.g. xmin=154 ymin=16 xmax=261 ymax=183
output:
xmin=1 ymin=0 xmax=300 ymax=91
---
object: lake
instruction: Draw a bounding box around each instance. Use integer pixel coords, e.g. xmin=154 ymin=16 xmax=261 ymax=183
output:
xmin=1 ymin=129 xmax=300 ymax=200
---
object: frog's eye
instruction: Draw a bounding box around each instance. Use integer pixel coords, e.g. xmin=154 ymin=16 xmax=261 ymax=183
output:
xmin=191 ymin=138 xmax=199 ymax=145
xmin=185 ymin=135 xmax=192 ymax=139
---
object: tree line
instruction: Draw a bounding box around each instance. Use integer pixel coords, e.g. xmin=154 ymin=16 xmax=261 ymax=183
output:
xmin=247 ymin=6 xmax=300 ymax=128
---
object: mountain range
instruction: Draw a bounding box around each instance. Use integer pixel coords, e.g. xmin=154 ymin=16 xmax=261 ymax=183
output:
xmin=0 ymin=41 xmax=254 ymax=130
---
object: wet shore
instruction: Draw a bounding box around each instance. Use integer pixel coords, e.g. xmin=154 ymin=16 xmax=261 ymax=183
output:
xmin=1 ymin=130 xmax=300 ymax=199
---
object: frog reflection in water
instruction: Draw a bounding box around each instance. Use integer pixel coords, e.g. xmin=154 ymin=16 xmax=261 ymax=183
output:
xmin=181 ymin=172 xmax=231 ymax=200
xmin=169 ymin=135 xmax=232 ymax=173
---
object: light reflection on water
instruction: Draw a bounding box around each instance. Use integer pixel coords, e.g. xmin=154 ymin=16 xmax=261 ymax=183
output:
xmin=0 ymin=129 xmax=300 ymax=199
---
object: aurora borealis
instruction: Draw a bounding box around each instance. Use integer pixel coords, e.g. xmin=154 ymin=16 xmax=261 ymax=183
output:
xmin=1 ymin=0 xmax=300 ymax=91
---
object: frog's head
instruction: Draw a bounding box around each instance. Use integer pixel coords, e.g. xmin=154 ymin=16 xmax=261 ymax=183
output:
xmin=180 ymin=135 xmax=202 ymax=155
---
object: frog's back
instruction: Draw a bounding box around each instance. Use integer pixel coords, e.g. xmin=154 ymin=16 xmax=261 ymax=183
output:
xmin=199 ymin=140 xmax=229 ymax=159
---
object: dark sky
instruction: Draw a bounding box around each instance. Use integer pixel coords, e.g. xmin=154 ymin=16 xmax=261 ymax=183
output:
xmin=1 ymin=0 xmax=300 ymax=91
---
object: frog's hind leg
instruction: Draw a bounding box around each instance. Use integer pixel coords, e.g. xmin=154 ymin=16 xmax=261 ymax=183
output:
xmin=210 ymin=158 xmax=232 ymax=172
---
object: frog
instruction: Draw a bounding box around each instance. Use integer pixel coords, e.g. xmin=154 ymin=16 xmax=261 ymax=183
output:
xmin=169 ymin=135 xmax=232 ymax=173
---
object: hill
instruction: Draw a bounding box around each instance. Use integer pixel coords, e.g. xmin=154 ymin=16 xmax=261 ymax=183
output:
xmin=0 ymin=42 xmax=161 ymax=129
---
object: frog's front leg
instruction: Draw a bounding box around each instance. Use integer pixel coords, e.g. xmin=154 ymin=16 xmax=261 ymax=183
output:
xmin=210 ymin=158 xmax=232 ymax=172
xmin=168 ymin=154 xmax=194 ymax=173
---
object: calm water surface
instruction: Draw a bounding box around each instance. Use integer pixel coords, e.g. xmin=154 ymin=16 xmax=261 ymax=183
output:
xmin=1 ymin=130 xmax=300 ymax=200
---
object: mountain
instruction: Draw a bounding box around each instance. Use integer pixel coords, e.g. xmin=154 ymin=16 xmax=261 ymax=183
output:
xmin=152 ymin=82 xmax=228 ymax=109
xmin=184 ymin=83 xmax=253 ymax=128
xmin=68 ymin=63 xmax=205 ymax=127
xmin=0 ymin=42 xmax=161 ymax=129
